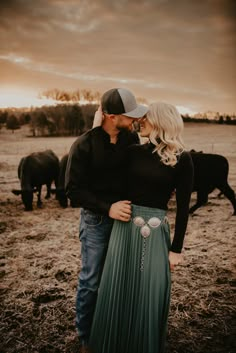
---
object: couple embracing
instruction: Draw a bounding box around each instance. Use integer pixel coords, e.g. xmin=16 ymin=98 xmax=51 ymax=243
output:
xmin=65 ymin=88 xmax=193 ymax=353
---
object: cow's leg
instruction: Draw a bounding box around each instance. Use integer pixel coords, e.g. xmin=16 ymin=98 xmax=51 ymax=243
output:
xmin=54 ymin=175 xmax=59 ymax=189
xmin=45 ymin=183 xmax=51 ymax=199
xmin=189 ymin=190 xmax=208 ymax=214
xmin=218 ymin=183 xmax=236 ymax=215
xmin=37 ymin=186 xmax=43 ymax=207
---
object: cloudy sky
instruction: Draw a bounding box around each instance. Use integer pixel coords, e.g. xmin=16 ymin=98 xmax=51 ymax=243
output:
xmin=0 ymin=0 xmax=235 ymax=113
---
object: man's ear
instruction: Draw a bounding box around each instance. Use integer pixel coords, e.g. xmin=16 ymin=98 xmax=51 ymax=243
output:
xmin=108 ymin=114 xmax=116 ymax=122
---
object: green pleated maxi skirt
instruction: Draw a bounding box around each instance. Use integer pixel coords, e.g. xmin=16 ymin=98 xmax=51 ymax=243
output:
xmin=89 ymin=204 xmax=171 ymax=353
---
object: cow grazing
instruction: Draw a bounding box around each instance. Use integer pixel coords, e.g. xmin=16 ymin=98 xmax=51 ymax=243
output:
xmin=189 ymin=151 xmax=236 ymax=215
xmin=12 ymin=150 xmax=60 ymax=211
xmin=56 ymin=154 xmax=69 ymax=208
xmin=54 ymin=154 xmax=79 ymax=208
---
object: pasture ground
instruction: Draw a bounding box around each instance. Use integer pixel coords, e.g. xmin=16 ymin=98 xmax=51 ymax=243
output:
xmin=0 ymin=123 xmax=236 ymax=353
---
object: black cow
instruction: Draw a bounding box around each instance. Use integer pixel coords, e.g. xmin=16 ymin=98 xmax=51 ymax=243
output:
xmin=54 ymin=154 xmax=78 ymax=208
xmin=189 ymin=151 xmax=236 ymax=215
xmin=12 ymin=150 xmax=60 ymax=211
xmin=56 ymin=154 xmax=69 ymax=208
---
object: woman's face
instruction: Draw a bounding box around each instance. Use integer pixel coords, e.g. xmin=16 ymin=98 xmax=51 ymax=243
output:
xmin=139 ymin=115 xmax=153 ymax=137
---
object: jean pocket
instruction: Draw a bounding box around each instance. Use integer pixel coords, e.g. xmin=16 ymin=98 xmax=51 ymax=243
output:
xmin=83 ymin=209 xmax=103 ymax=226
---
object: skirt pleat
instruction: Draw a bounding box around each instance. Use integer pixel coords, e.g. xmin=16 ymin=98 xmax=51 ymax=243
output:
xmin=89 ymin=205 xmax=171 ymax=353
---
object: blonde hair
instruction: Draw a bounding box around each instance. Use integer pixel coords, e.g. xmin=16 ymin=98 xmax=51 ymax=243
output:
xmin=147 ymin=102 xmax=185 ymax=166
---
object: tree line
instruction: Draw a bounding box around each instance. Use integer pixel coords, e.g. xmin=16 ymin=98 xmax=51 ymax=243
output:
xmin=0 ymin=103 xmax=98 ymax=135
xmin=0 ymin=86 xmax=235 ymax=135
xmin=0 ymin=88 xmax=148 ymax=135
xmin=182 ymin=114 xmax=236 ymax=125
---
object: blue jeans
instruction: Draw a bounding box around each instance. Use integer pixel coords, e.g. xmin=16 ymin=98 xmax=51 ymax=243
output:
xmin=76 ymin=208 xmax=114 ymax=343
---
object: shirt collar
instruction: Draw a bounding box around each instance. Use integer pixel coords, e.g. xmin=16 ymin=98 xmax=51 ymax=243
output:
xmin=96 ymin=126 xmax=126 ymax=144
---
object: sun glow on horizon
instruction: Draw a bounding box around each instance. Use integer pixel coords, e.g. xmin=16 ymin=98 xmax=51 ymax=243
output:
xmin=0 ymin=89 xmax=58 ymax=109
xmin=0 ymin=89 xmax=99 ymax=109
xmin=0 ymin=88 xmax=197 ymax=115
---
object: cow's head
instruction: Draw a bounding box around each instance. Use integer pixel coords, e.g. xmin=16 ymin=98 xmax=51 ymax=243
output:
xmin=12 ymin=189 xmax=34 ymax=211
xmin=55 ymin=188 xmax=68 ymax=208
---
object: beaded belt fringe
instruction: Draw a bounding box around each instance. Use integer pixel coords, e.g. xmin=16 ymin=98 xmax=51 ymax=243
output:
xmin=132 ymin=215 xmax=168 ymax=271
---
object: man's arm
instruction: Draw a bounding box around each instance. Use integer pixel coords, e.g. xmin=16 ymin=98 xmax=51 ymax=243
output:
xmin=65 ymin=137 xmax=110 ymax=213
xmin=65 ymin=137 xmax=132 ymax=220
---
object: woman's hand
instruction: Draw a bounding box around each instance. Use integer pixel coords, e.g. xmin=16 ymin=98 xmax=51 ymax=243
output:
xmin=168 ymin=251 xmax=183 ymax=271
xmin=93 ymin=105 xmax=104 ymax=128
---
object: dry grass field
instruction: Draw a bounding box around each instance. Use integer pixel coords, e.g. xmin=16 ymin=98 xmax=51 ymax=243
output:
xmin=0 ymin=123 xmax=236 ymax=353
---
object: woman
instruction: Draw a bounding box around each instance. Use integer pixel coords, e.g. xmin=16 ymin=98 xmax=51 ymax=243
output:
xmin=89 ymin=102 xmax=194 ymax=353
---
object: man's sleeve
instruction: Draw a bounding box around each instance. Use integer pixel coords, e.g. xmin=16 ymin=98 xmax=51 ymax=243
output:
xmin=65 ymin=138 xmax=111 ymax=213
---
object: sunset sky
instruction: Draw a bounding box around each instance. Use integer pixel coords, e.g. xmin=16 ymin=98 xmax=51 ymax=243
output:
xmin=0 ymin=0 xmax=235 ymax=114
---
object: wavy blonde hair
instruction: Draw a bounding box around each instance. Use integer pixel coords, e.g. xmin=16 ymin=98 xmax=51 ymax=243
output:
xmin=147 ymin=102 xmax=185 ymax=166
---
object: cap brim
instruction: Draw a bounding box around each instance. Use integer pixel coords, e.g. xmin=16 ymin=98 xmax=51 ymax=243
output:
xmin=123 ymin=104 xmax=149 ymax=119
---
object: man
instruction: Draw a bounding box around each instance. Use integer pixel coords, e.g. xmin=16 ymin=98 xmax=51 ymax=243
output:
xmin=65 ymin=88 xmax=148 ymax=353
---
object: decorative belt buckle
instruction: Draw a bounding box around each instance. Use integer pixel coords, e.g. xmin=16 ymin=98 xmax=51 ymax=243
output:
xmin=133 ymin=216 xmax=145 ymax=227
xmin=133 ymin=216 xmax=162 ymax=239
xmin=140 ymin=225 xmax=151 ymax=238
xmin=148 ymin=217 xmax=161 ymax=228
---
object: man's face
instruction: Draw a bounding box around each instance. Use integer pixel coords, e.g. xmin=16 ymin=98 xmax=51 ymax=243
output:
xmin=115 ymin=115 xmax=136 ymax=131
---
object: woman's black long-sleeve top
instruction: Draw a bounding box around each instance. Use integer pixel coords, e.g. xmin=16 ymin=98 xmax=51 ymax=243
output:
xmin=126 ymin=143 xmax=194 ymax=253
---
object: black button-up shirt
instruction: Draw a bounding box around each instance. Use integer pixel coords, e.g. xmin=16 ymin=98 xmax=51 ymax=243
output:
xmin=65 ymin=127 xmax=139 ymax=214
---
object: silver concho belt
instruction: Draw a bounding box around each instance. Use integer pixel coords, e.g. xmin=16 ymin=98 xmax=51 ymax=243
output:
xmin=133 ymin=216 xmax=167 ymax=238
xmin=133 ymin=215 xmax=168 ymax=271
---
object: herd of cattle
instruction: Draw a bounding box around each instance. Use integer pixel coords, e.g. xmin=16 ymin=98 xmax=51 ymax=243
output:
xmin=11 ymin=149 xmax=236 ymax=215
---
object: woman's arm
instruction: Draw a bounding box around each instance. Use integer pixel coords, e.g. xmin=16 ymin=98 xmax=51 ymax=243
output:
xmin=170 ymin=152 xmax=194 ymax=265
xmin=92 ymin=105 xmax=104 ymax=128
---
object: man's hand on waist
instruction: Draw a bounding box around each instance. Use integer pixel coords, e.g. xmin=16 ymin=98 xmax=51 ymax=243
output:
xmin=109 ymin=200 xmax=131 ymax=221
